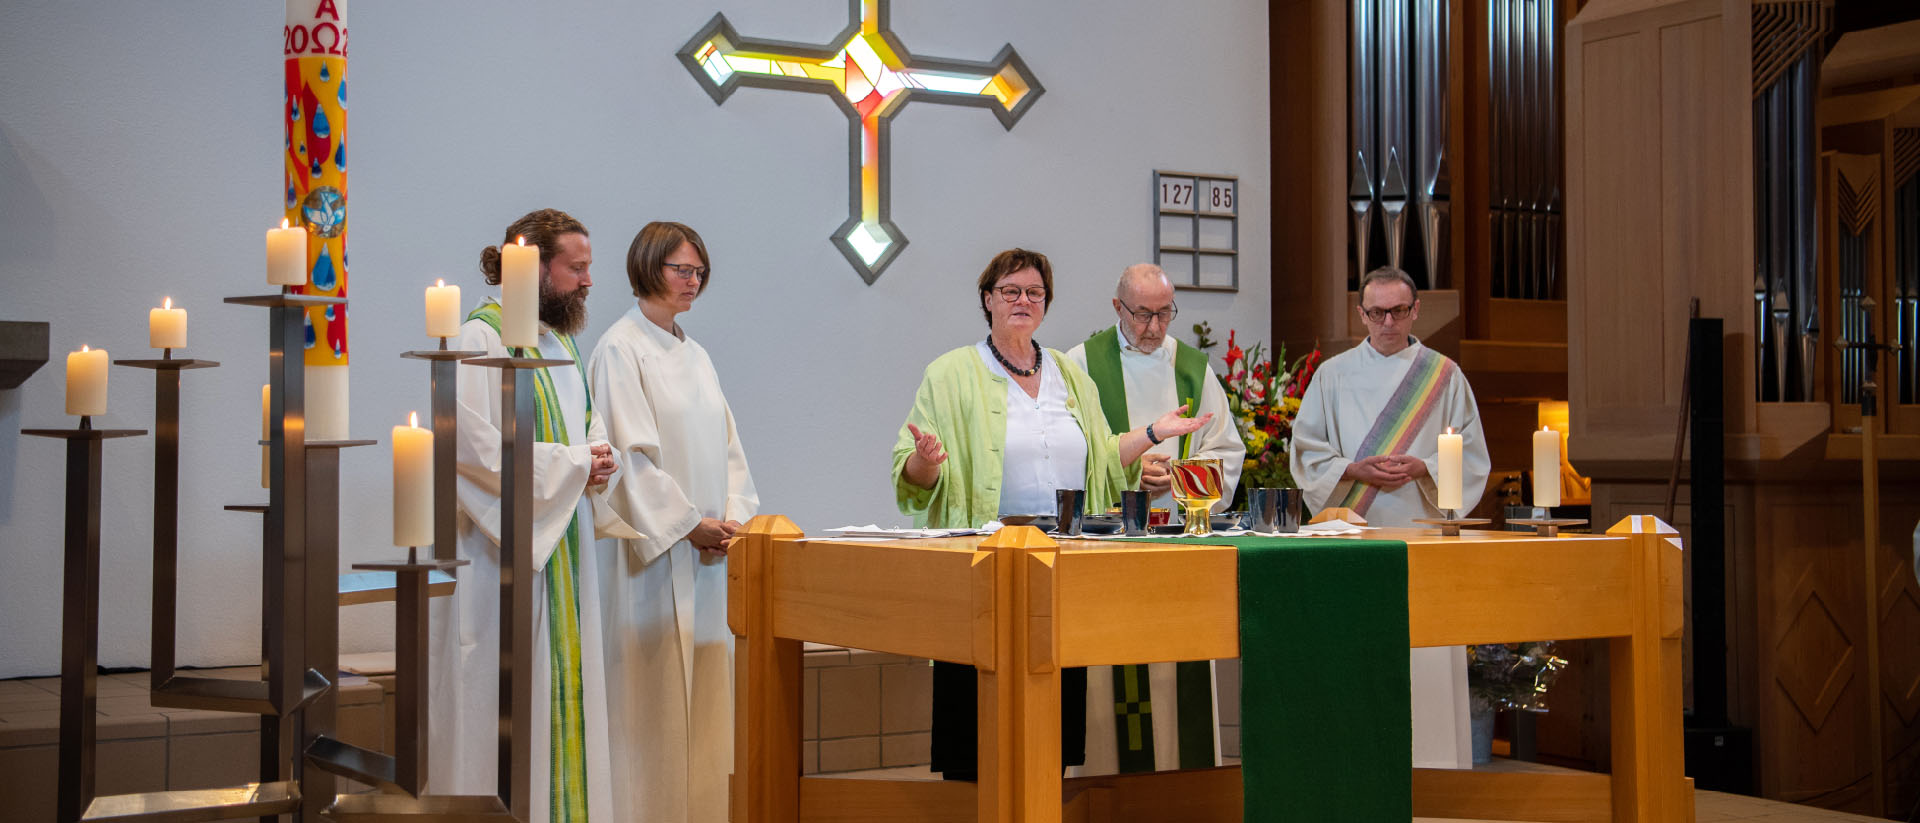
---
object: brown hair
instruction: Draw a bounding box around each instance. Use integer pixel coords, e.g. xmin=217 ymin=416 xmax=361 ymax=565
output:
xmin=627 ymin=221 xmax=711 ymax=299
xmin=1359 ymin=266 xmax=1419 ymax=303
xmin=975 ymin=248 xmax=1053 ymax=327
xmin=478 ymin=208 xmax=589 ymax=285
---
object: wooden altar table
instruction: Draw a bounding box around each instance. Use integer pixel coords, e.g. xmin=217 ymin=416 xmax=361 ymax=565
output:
xmin=728 ymin=515 xmax=1691 ymax=823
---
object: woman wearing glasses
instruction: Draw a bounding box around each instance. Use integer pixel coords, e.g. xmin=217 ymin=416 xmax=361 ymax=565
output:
xmin=589 ymin=221 xmax=758 ymax=822
xmin=891 ymin=247 xmax=1210 ymax=780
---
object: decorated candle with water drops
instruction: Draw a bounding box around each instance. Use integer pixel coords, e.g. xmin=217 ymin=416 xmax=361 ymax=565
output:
xmin=284 ymin=0 xmax=350 ymax=439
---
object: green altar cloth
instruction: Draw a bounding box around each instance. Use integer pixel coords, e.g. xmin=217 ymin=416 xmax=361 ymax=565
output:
xmin=1122 ymin=536 xmax=1410 ymax=822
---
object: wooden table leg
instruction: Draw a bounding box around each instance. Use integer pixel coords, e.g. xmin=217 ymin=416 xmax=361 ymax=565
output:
xmin=732 ymin=515 xmax=805 ymax=823
xmin=976 ymin=527 xmax=1062 ymax=823
xmin=1607 ymin=522 xmax=1691 ymax=822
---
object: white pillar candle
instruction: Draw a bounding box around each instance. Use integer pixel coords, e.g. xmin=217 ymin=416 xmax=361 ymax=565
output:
xmin=260 ymin=384 xmax=271 ymax=489
xmin=267 ymin=219 xmax=308 ymax=286
xmin=149 ymin=297 xmax=187 ymax=350
xmin=392 ymin=411 xmax=434 ymax=547
xmin=65 ymin=345 xmax=108 ymax=416
xmin=425 ymin=279 xmax=462 ymax=338
xmin=1436 ymin=427 xmax=1463 ymax=513
xmin=499 ymin=237 xmax=539 ymax=348
xmin=1533 ymin=426 xmax=1562 ymax=509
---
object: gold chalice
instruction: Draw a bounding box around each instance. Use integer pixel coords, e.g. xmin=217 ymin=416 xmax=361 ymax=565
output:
xmin=1170 ymin=458 xmax=1224 ymax=535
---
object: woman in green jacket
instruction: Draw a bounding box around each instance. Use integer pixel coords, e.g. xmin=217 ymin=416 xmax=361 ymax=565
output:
xmin=892 ymin=247 xmax=1210 ymax=781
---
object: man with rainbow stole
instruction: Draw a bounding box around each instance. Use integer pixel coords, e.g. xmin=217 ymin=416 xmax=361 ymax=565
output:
xmin=432 ymin=208 xmax=626 ymax=821
xmin=1067 ymin=263 xmax=1244 ymax=777
xmin=1290 ymin=264 xmax=1491 ymax=769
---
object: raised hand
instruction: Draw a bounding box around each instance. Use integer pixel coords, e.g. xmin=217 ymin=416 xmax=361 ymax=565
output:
xmin=1150 ymin=405 xmax=1214 ymax=441
xmin=907 ymin=423 xmax=947 ymax=467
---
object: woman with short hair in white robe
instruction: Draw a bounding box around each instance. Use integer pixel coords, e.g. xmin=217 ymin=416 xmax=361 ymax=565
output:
xmin=589 ymin=221 xmax=757 ymax=822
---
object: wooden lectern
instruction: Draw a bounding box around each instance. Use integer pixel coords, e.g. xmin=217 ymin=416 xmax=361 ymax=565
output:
xmin=729 ymin=515 xmax=1692 ymax=822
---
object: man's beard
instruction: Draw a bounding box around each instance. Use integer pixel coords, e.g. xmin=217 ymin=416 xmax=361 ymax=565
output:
xmin=540 ymin=280 xmax=589 ymax=335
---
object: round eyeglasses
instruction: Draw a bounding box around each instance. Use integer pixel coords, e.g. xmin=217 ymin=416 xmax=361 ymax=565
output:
xmin=663 ymin=263 xmax=708 ymax=282
xmin=994 ymin=285 xmax=1049 ymax=303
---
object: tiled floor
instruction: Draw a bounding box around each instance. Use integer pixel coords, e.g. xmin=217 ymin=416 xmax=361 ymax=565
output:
xmin=832 ymin=760 xmax=1890 ymax=822
xmin=0 ymin=667 xmax=391 ymax=823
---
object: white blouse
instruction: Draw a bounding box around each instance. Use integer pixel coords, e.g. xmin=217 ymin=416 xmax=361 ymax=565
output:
xmin=974 ymin=341 xmax=1088 ymax=516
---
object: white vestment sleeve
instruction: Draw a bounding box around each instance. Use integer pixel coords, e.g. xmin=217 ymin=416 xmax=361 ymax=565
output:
xmin=586 ymin=396 xmax=641 ymax=541
xmin=588 ymin=339 xmax=703 ymax=565
xmin=452 ymin=320 xmax=596 ymax=572
xmin=1289 ymin=363 xmax=1354 ymax=513
xmin=720 ymin=401 xmax=760 ymax=525
xmin=1191 ymin=364 xmax=1247 ymax=511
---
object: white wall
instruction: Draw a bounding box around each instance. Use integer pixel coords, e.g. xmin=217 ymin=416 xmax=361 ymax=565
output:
xmin=0 ymin=0 xmax=1270 ymax=677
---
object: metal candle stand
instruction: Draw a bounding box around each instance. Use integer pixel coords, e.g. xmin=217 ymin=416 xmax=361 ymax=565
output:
xmin=38 ymin=293 xmax=552 ymax=820
xmin=1508 ymin=506 xmax=1589 ymax=537
xmin=305 ymin=341 xmax=485 ymax=803
xmin=22 ymin=417 xmax=148 ymax=822
xmin=324 ymin=349 xmax=557 ymax=821
xmin=1411 ymin=510 xmax=1493 ymax=536
xmin=470 ymin=353 xmax=572 ymax=820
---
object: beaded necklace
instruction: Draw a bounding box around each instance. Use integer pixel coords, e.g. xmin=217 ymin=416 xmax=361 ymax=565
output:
xmin=986 ymin=336 xmax=1043 ymax=377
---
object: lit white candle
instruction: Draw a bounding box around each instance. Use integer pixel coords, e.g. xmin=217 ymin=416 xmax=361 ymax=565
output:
xmin=66 ymin=345 xmax=108 ymax=416
xmin=260 ymin=384 xmax=271 ymax=488
xmin=500 ymin=237 xmax=539 ymax=348
xmin=149 ymin=297 xmax=187 ymax=350
xmin=392 ymin=411 xmax=434 ymax=547
xmin=267 ymin=218 xmax=307 ymax=286
xmin=1436 ymin=427 xmax=1463 ymax=513
xmin=1533 ymin=425 xmax=1562 ymax=509
xmin=425 ymin=279 xmax=462 ymax=338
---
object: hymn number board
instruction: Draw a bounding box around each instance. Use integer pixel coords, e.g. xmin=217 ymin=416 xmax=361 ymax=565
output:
xmin=1153 ymin=171 xmax=1239 ymax=291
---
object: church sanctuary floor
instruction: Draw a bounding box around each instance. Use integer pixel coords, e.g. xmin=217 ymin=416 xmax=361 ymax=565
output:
xmin=0 ymin=664 xmax=394 ymax=821
xmin=824 ymin=759 xmax=1889 ymax=822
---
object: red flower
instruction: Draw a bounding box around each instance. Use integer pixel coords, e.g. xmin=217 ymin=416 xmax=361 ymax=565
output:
xmin=1224 ymin=330 xmax=1244 ymax=367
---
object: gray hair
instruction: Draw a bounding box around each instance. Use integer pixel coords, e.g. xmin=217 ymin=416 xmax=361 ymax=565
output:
xmin=1116 ymin=263 xmax=1170 ymax=298
xmin=1359 ymin=266 xmax=1418 ymax=301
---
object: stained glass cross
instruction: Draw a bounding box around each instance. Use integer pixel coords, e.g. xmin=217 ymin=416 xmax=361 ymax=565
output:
xmin=677 ymin=0 xmax=1043 ymax=283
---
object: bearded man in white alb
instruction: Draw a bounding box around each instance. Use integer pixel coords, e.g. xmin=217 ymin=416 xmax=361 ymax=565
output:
xmin=431 ymin=208 xmax=624 ymax=822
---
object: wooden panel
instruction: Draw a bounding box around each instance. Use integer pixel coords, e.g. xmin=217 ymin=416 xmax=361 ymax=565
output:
xmin=1268 ymin=0 xmax=1350 ymax=356
xmin=773 ymin=541 xmax=981 ymax=664
xmin=1660 ymin=15 xmax=1752 ymax=414
xmin=1410 ymin=768 xmax=1612 ymax=822
xmin=1055 ymin=545 xmax=1239 ymax=667
xmin=1408 ymin=539 xmax=1635 ymax=646
xmin=1570 ymin=28 xmax=1667 ymax=415
xmin=1487 ymin=298 xmax=1569 ymax=343
xmin=1568 ymin=0 xmax=1761 ymax=461
xmin=1755 ymin=489 xmax=1877 ymax=814
xmin=1877 ymin=490 xmax=1920 ymax=814
xmin=1061 ymin=768 xmax=1242 ymax=823
xmin=799 ymin=777 xmax=974 ymax=823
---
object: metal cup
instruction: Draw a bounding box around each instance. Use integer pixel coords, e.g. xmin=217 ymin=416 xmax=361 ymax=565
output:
xmin=1250 ymin=487 xmax=1304 ymax=534
xmin=1119 ymin=490 xmax=1150 ymax=536
xmin=1274 ymin=487 xmax=1303 ymax=533
xmin=1054 ymin=489 xmax=1085 ymax=536
xmin=1248 ymin=488 xmax=1281 ymax=533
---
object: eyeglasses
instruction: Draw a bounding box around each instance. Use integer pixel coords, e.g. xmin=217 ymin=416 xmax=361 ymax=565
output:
xmin=663 ymin=263 xmax=708 ymax=282
xmin=993 ymin=285 xmax=1049 ymax=303
xmin=1361 ymin=304 xmax=1414 ymax=323
xmin=1118 ymin=297 xmax=1177 ymax=326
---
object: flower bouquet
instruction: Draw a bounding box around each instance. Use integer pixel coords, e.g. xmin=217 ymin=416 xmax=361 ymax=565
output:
xmin=1466 ymin=641 xmax=1569 ymax=713
xmin=1193 ymin=322 xmax=1322 ymax=490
